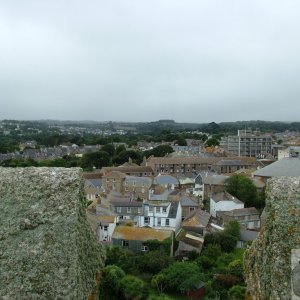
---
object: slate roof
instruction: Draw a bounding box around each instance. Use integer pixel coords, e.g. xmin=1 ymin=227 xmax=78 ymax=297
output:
xmin=112 ymin=226 xmax=173 ymax=241
xmin=104 ymin=171 xmax=126 ymax=178
xmin=168 ymin=201 xmax=179 ymax=218
xmin=154 ymin=174 xmax=179 ymax=185
xmin=223 ymin=207 xmax=259 ymax=217
xmin=216 ymin=159 xmax=249 ymax=166
xmin=149 ymin=189 xmax=171 ymax=201
xmin=211 ymin=192 xmax=243 ymax=204
xmin=110 ymin=200 xmax=143 ymax=207
xmin=203 ymin=175 xmax=229 ymax=185
xmin=180 ymin=197 xmax=198 ymax=207
xmin=85 ymin=178 xmax=102 ymax=189
xmin=253 ymin=158 xmax=300 ymax=177
xmin=147 ymin=156 xmax=258 ymax=165
xmin=169 ymin=190 xmax=182 ymax=196
xmin=101 ymin=166 xmax=154 ymax=175
xmin=124 ymin=176 xmax=152 ymax=187
xmin=182 ymin=209 xmax=211 ymax=228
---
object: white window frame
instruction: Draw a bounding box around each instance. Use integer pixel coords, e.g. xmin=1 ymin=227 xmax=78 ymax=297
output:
xmin=141 ymin=244 xmax=148 ymax=252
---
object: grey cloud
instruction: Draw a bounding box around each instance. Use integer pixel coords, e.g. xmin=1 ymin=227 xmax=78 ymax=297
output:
xmin=1 ymin=0 xmax=300 ymax=122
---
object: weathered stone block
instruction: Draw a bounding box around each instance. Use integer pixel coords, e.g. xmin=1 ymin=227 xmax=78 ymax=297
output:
xmin=0 ymin=167 xmax=105 ymax=300
xmin=244 ymin=177 xmax=300 ymax=300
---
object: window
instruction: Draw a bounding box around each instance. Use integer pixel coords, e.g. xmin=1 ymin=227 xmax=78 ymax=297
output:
xmin=144 ymin=217 xmax=150 ymax=224
xmin=122 ymin=240 xmax=129 ymax=247
xmin=141 ymin=243 xmax=148 ymax=252
xmin=103 ymin=226 xmax=108 ymax=231
xmin=125 ymin=187 xmax=128 ymax=191
xmin=117 ymin=207 xmax=121 ymax=213
xmin=127 ymin=207 xmax=131 ymax=213
xmin=141 ymin=188 xmax=145 ymax=193
xmin=162 ymin=207 xmax=167 ymax=213
xmin=157 ymin=218 xmax=161 ymax=225
xmin=133 ymin=181 xmax=136 ymax=186
xmin=189 ymin=207 xmax=195 ymax=213
xmin=156 ymin=207 xmax=160 ymax=213
xmin=138 ymin=207 xmax=141 ymax=213
xmin=165 ymin=219 xmax=170 ymax=226
xmin=149 ymin=206 xmax=153 ymax=212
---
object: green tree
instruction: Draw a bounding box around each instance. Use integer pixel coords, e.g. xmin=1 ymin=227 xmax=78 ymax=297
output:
xmin=101 ymin=144 xmax=115 ymax=156
xmin=148 ymin=293 xmax=172 ymax=300
xmin=120 ymin=275 xmax=148 ymax=300
xmin=203 ymin=232 xmax=237 ymax=252
xmin=159 ymin=262 xmax=203 ymax=293
xmin=228 ymin=260 xmax=243 ymax=277
xmin=151 ymin=273 xmax=168 ymax=295
xmin=225 ymin=174 xmax=259 ymax=207
xmin=113 ymin=150 xmax=142 ymax=165
xmin=224 ymin=221 xmax=240 ymax=239
xmin=105 ymin=246 xmax=137 ymax=274
xmin=205 ymin=138 xmax=220 ymax=147
xmin=196 ymin=255 xmax=217 ymax=270
xmin=99 ymin=265 xmax=125 ymax=300
xmin=175 ymin=137 xmax=187 ymax=146
xmin=136 ymin=250 xmax=173 ymax=274
xmin=80 ymin=151 xmax=111 ymax=170
xmin=143 ymin=145 xmax=174 ymax=158
xmin=227 ymin=285 xmax=246 ymax=300
xmin=115 ymin=144 xmax=127 ymax=155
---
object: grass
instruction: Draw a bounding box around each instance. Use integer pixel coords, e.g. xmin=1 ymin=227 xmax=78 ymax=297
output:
xmin=232 ymin=248 xmax=245 ymax=261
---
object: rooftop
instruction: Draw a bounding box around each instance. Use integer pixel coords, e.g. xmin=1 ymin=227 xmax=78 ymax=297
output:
xmin=211 ymin=191 xmax=243 ymax=204
xmin=203 ymin=174 xmax=229 ymax=185
xmin=253 ymin=158 xmax=300 ymax=177
xmin=154 ymin=174 xmax=179 ymax=185
xmin=182 ymin=209 xmax=211 ymax=228
xmin=147 ymin=156 xmax=258 ymax=165
xmin=223 ymin=207 xmax=259 ymax=217
xmin=112 ymin=226 xmax=173 ymax=241
xmin=180 ymin=197 xmax=198 ymax=207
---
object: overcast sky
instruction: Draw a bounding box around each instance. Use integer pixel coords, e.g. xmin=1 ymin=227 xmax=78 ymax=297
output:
xmin=1 ymin=1 xmax=300 ymax=123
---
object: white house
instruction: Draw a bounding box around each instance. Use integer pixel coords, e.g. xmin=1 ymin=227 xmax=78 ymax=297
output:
xmin=137 ymin=201 xmax=182 ymax=232
xmin=86 ymin=206 xmax=117 ymax=243
xmin=210 ymin=191 xmax=244 ymax=218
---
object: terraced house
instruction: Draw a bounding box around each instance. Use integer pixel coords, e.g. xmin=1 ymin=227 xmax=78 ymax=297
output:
xmin=145 ymin=156 xmax=258 ymax=177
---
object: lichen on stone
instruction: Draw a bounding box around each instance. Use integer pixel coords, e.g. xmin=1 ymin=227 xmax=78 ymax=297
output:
xmin=0 ymin=167 xmax=105 ymax=300
xmin=244 ymin=177 xmax=300 ymax=300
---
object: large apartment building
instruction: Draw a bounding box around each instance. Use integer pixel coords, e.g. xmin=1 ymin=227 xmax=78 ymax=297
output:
xmin=221 ymin=130 xmax=272 ymax=158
